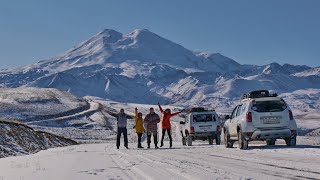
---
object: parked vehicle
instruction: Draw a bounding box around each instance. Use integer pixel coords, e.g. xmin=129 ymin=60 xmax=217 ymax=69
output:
xmin=223 ymin=90 xmax=298 ymax=150
xmin=180 ymin=107 xmax=222 ymax=146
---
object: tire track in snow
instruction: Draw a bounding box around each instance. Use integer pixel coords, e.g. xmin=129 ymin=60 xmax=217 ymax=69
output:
xmin=110 ymin=143 xmax=232 ymax=179
xmin=200 ymin=147 xmax=320 ymax=180
xmin=166 ymin=145 xmax=320 ymax=180
xmin=138 ymin=151 xmax=227 ymax=179
xmin=206 ymin=153 xmax=320 ymax=177
xmin=133 ymin=153 xmax=195 ymax=180
xmin=143 ymin=147 xmax=251 ymax=179
xmin=103 ymin=144 xmax=142 ymax=180
xmin=112 ymin=147 xmax=194 ymax=180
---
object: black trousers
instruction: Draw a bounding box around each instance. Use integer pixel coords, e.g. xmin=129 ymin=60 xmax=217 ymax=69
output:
xmin=137 ymin=133 xmax=143 ymax=147
xmin=161 ymin=128 xmax=172 ymax=146
xmin=147 ymin=130 xmax=158 ymax=146
xmin=117 ymin=127 xmax=128 ymax=147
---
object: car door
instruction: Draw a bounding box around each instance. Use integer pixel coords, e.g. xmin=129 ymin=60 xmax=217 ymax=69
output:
xmin=229 ymin=105 xmax=240 ymax=137
xmin=183 ymin=115 xmax=190 ymax=137
xmin=235 ymin=104 xmax=243 ymax=127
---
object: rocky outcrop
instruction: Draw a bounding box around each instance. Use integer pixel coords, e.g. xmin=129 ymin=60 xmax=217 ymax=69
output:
xmin=0 ymin=120 xmax=77 ymax=158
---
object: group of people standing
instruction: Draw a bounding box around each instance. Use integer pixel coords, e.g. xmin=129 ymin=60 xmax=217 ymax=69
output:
xmin=116 ymin=103 xmax=182 ymax=149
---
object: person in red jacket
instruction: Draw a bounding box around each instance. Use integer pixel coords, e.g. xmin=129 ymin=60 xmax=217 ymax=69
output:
xmin=158 ymin=103 xmax=182 ymax=148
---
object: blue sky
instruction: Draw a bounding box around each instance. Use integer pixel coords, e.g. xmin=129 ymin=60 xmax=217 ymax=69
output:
xmin=0 ymin=0 xmax=319 ymax=68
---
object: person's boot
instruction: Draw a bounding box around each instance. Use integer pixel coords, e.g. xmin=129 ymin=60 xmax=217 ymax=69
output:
xmin=155 ymin=144 xmax=159 ymax=149
xmin=160 ymin=141 xmax=164 ymax=147
xmin=147 ymin=143 xmax=150 ymax=149
xmin=117 ymin=146 xmax=119 ymax=149
xmin=170 ymin=140 xmax=172 ymax=148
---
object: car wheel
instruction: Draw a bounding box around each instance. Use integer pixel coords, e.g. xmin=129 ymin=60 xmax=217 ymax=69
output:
xmin=215 ymin=134 xmax=221 ymax=145
xmin=187 ymin=135 xmax=193 ymax=146
xmin=266 ymin=139 xmax=276 ymax=146
xmin=285 ymin=136 xmax=296 ymax=146
xmin=208 ymin=136 xmax=213 ymax=145
xmin=224 ymin=131 xmax=233 ymax=148
xmin=238 ymin=130 xmax=249 ymax=150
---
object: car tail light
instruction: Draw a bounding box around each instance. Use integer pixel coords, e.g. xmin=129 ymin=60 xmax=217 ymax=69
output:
xmin=190 ymin=127 xmax=195 ymax=133
xmin=246 ymin=112 xmax=252 ymax=122
xmin=216 ymin=125 xmax=221 ymax=132
xmin=289 ymin=110 xmax=294 ymax=120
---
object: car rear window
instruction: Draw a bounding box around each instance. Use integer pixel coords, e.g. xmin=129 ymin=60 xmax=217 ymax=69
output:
xmin=193 ymin=114 xmax=215 ymax=122
xmin=251 ymin=100 xmax=287 ymax=112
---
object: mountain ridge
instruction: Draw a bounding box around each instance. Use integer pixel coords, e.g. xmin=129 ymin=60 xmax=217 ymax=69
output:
xmin=0 ymin=28 xmax=319 ymax=113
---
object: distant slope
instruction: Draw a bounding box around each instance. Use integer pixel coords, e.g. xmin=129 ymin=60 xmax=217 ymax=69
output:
xmin=0 ymin=87 xmax=87 ymax=121
xmin=0 ymin=87 xmax=119 ymax=144
xmin=294 ymin=67 xmax=320 ymax=77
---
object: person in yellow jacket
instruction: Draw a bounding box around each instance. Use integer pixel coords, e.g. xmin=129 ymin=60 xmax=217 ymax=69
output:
xmin=134 ymin=107 xmax=145 ymax=148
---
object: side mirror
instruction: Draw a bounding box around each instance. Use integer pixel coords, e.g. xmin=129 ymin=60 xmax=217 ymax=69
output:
xmin=225 ymin=115 xmax=230 ymax=120
xmin=180 ymin=121 xmax=185 ymax=125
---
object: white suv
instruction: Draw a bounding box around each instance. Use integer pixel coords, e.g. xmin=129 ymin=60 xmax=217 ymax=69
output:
xmin=180 ymin=108 xmax=222 ymax=146
xmin=223 ymin=90 xmax=297 ymax=150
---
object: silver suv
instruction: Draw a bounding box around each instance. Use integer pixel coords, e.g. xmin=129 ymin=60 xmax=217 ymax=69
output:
xmin=180 ymin=108 xmax=222 ymax=146
xmin=223 ymin=90 xmax=298 ymax=150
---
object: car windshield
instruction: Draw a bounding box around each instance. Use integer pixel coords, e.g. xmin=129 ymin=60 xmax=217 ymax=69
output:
xmin=193 ymin=114 xmax=214 ymax=122
xmin=251 ymin=100 xmax=287 ymax=112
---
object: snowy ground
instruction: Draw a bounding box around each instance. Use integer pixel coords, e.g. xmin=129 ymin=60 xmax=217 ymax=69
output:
xmin=0 ymin=141 xmax=320 ymax=180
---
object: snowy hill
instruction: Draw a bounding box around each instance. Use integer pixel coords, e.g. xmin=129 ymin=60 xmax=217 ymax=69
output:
xmin=0 ymin=88 xmax=122 ymax=140
xmin=0 ymin=88 xmax=87 ymax=121
xmin=0 ymin=28 xmax=319 ymax=114
xmin=294 ymin=67 xmax=320 ymax=77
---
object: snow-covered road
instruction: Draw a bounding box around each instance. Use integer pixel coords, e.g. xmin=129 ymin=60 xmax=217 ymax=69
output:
xmin=1 ymin=142 xmax=320 ymax=180
xmin=26 ymin=101 xmax=101 ymax=125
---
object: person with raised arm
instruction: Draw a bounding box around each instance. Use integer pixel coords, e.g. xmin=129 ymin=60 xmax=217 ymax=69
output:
xmin=158 ymin=103 xmax=182 ymax=148
xmin=134 ymin=107 xmax=145 ymax=148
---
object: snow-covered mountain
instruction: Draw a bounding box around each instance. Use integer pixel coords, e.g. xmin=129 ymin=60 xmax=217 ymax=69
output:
xmin=0 ymin=28 xmax=319 ymax=113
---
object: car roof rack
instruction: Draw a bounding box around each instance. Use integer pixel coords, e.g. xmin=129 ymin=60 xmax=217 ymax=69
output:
xmin=185 ymin=107 xmax=208 ymax=113
xmin=241 ymin=90 xmax=278 ymax=101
